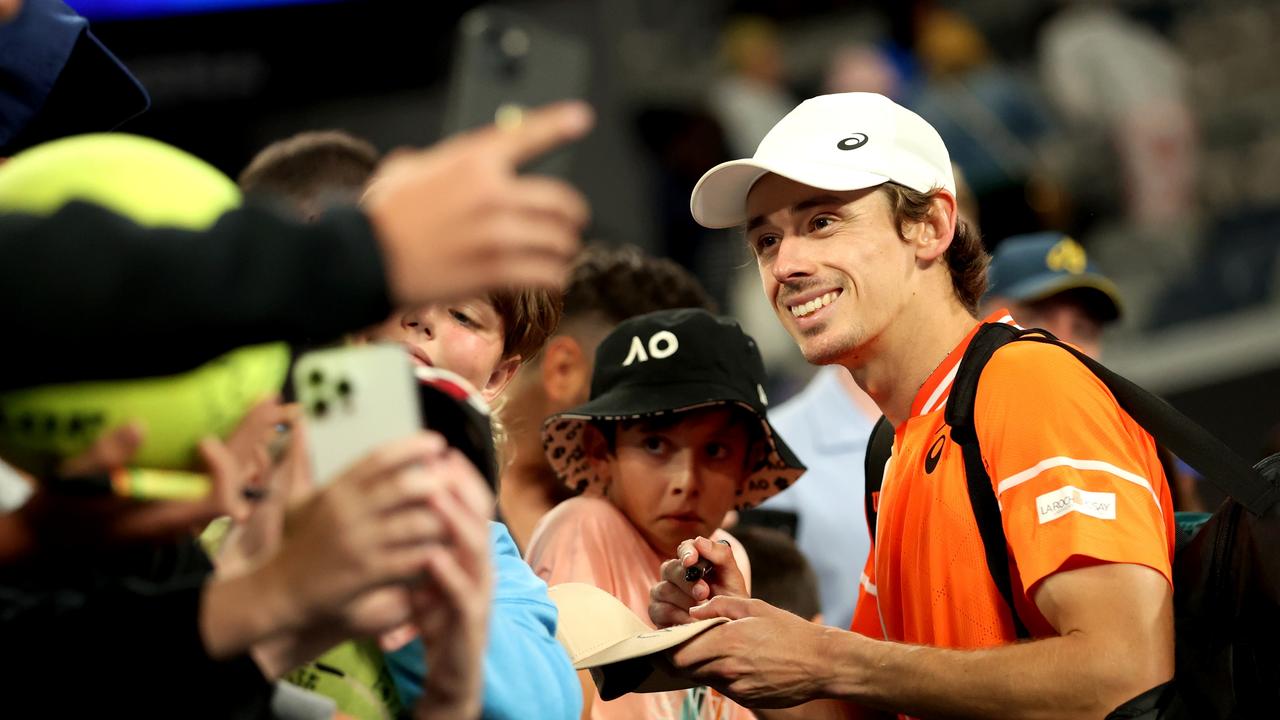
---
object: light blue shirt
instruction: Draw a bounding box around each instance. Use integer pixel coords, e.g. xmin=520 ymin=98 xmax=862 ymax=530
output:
xmin=385 ymin=521 xmax=581 ymax=720
xmin=761 ymin=367 xmax=876 ymax=630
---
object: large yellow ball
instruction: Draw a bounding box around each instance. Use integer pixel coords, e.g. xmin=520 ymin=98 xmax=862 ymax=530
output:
xmin=0 ymin=134 xmax=288 ymax=473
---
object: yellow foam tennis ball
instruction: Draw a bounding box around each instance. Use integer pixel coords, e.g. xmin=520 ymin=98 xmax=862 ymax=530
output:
xmin=0 ymin=134 xmax=288 ymax=473
xmin=0 ymin=133 xmax=241 ymax=227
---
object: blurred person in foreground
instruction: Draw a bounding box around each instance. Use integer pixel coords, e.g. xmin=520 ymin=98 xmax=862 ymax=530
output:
xmin=498 ymin=244 xmax=718 ymax=551
xmin=1 ymin=100 xmax=595 ymax=390
xmin=649 ymin=92 xmax=1176 ymax=719
xmin=234 ymin=129 xmax=581 ymax=719
xmin=0 ymin=133 xmax=501 ymax=720
xmin=3 ymin=5 xmax=595 ymax=392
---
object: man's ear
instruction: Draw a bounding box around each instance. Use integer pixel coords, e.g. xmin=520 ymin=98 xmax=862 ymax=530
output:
xmin=910 ymin=190 xmax=959 ymax=263
xmin=481 ymin=355 xmax=522 ymax=403
xmin=541 ymin=336 xmax=591 ymax=411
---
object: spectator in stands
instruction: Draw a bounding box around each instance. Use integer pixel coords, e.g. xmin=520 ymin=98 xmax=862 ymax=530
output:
xmin=981 ymin=231 xmax=1123 ymax=360
xmin=708 ymin=16 xmax=795 ymax=158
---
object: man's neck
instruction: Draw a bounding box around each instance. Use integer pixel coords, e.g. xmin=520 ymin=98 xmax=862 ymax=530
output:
xmin=832 ymin=366 xmax=883 ymax=421
xmin=845 ymin=300 xmax=977 ymax=428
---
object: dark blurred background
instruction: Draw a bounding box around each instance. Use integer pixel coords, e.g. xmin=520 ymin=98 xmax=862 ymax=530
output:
xmin=76 ymin=0 xmax=1280 ymax=468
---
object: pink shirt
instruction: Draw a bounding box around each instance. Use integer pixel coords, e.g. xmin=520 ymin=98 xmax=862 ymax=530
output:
xmin=527 ymin=497 xmax=755 ymax=720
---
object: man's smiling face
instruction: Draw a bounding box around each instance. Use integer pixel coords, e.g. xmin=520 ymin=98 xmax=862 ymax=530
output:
xmin=745 ymin=174 xmax=918 ymax=366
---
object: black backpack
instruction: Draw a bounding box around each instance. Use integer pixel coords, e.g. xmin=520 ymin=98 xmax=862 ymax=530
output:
xmin=863 ymin=323 xmax=1280 ymax=719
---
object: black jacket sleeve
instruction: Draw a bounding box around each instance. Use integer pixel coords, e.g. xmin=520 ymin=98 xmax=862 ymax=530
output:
xmin=0 ymin=539 xmax=274 ymax=718
xmin=0 ymin=201 xmax=394 ymax=391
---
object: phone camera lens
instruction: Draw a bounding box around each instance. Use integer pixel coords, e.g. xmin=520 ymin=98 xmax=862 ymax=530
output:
xmin=500 ymin=27 xmax=530 ymax=58
xmin=313 ymin=400 xmax=329 ymax=418
xmin=336 ymin=379 xmax=352 ymax=397
xmin=309 ymin=369 xmax=324 ymax=386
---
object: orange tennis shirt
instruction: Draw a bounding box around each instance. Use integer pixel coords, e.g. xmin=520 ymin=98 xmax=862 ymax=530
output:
xmin=850 ymin=311 xmax=1176 ymax=649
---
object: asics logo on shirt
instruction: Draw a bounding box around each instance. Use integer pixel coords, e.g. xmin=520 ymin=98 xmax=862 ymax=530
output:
xmin=924 ymin=434 xmax=946 ymax=474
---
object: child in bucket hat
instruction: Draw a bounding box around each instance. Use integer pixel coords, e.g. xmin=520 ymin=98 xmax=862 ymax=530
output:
xmin=526 ymin=308 xmax=804 ymax=719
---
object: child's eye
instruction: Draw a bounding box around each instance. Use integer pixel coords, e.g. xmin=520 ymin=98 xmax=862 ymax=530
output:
xmin=641 ymin=436 xmax=668 ymax=455
xmin=704 ymin=442 xmax=730 ymax=460
xmin=450 ymin=309 xmax=474 ymax=326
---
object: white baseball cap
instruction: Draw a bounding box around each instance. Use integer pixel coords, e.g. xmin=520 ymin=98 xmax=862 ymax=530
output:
xmin=690 ymin=92 xmax=955 ymax=229
xmin=548 ymin=583 xmax=729 ymax=701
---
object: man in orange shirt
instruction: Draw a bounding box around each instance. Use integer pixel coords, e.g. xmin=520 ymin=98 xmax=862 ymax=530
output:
xmin=648 ymin=92 xmax=1175 ymax=719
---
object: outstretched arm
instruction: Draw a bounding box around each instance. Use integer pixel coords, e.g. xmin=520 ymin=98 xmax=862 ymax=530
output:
xmin=668 ymin=561 xmax=1172 ymax=719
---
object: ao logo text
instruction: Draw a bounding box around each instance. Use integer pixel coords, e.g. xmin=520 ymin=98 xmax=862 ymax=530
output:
xmin=622 ymin=331 xmax=679 ymax=366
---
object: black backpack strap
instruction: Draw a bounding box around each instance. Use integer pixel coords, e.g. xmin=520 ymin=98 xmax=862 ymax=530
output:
xmin=945 ymin=322 xmax=1032 ymax=639
xmin=943 ymin=321 xmax=1279 ymax=644
xmin=1011 ymin=335 xmax=1279 ymax=517
xmin=864 ymin=415 xmax=894 ymax=541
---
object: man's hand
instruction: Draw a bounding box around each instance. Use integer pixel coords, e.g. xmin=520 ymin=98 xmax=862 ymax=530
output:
xmin=365 ymin=100 xmax=594 ymax=306
xmin=650 ymin=535 xmax=749 ymax=627
xmin=666 ymin=596 xmax=837 ymax=709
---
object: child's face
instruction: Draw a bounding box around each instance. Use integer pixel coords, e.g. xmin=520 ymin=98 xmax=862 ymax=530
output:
xmin=363 ymin=298 xmax=520 ymax=402
xmin=596 ymin=407 xmax=751 ymax=556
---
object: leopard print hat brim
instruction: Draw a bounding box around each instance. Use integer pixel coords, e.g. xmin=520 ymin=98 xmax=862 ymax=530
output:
xmin=541 ymin=393 xmax=805 ymax=511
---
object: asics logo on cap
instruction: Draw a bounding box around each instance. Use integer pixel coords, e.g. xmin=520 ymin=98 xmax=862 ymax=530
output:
xmin=837 ymin=133 xmax=869 ymax=150
xmin=621 ymin=330 xmax=679 ymax=366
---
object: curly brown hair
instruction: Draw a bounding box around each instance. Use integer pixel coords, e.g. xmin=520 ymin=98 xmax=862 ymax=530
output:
xmin=561 ymin=244 xmax=718 ymax=324
xmin=878 ymin=182 xmax=990 ymax=315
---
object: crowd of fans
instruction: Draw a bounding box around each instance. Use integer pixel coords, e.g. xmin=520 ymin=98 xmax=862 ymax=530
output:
xmin=1 ymin=1 xmax=1276 ymax=719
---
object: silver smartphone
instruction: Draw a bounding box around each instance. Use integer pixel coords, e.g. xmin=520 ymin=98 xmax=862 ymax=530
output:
xmin=293 ymin=344 xmax=421 ymax=485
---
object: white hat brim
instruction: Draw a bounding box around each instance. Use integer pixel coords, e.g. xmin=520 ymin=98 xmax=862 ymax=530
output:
xmin=690 ymin=157 xmax=891 ymax=229
xmin=574 ymin=616 xmax=729 ymax=669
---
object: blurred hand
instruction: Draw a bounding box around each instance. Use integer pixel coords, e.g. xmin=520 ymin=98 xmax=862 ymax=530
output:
xmin=649 ymin=536 xmax=749 ymax=628
xmin=223 ymin=396 xmax=294 ymax=495
xmin=215 ymin=408 xmax=310 ymax=578
xmin=11 ymin=422 xmax=256 ymax=559
xmin=364 ymin=100 xmax=593 ymax=306
xmin=263 ymin=432 xmax=453 ymax=627
xmin=245 ymin=443 xmax=494 ymax=680
xmin=413 ymin=449 xmax=494 ymax=720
